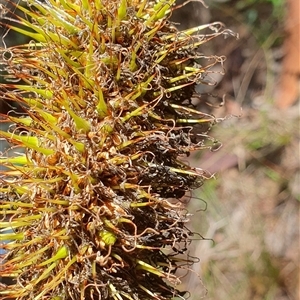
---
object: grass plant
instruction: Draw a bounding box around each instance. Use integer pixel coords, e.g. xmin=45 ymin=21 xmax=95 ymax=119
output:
xmin=0 ymin=0 xmax=235 ymax=299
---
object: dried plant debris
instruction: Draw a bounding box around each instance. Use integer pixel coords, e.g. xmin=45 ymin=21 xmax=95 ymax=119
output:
xmin=0 ymin=0 xmax=236 ymax=299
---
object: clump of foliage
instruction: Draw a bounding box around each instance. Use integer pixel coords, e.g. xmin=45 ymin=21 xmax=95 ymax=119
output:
xmin=212 ymin=0 xmax=285 ymax=45
xmin=0 ymin=0 xmax=235 ymax=299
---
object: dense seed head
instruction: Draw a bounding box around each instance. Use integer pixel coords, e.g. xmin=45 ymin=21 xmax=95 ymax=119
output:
xmin=0 ymin=0 xmax=236 ymax=299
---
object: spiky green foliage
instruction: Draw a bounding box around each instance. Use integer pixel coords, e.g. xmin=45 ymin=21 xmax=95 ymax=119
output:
xmin=0 ymin=0 xmax=235 ymax=299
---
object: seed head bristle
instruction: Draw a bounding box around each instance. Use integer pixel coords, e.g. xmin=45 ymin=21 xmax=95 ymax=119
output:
xmin=0 ymin=0 xmax=236 ymax=299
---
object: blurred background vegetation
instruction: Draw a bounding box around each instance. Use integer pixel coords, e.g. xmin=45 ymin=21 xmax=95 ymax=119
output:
xmin=1 ymin=0 xmax=299 ymax=299
xmin=174 ymin=0 xmax=299 ymax=299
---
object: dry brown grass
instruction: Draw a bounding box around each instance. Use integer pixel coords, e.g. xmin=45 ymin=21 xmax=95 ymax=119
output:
xmin=182 ymin=104 xmax=299 ymax=300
